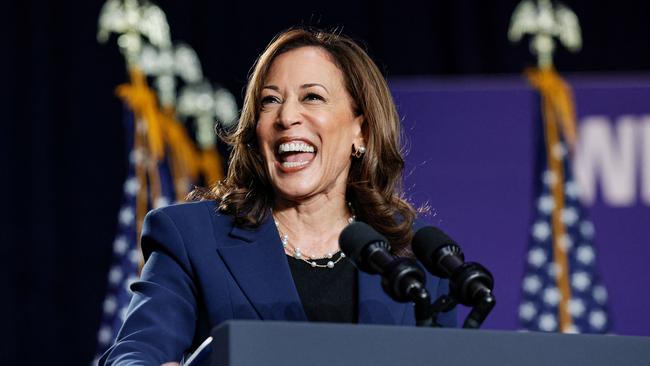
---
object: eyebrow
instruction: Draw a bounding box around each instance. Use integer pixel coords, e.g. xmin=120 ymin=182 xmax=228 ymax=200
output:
xmin=261 ymin=83 xmax=329 ymax=93
xmin=301 ymin=83 xmax=328 ymax=93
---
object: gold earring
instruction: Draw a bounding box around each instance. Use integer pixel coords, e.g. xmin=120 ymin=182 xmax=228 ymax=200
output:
xmin=353 ymin=145 xmax=366 ymax=158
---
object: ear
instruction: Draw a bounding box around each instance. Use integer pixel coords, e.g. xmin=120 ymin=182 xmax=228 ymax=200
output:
xmin=351 ymin=114 xmax=366 ymax=149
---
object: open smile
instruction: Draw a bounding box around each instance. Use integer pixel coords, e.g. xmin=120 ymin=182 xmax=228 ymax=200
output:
xmin=274 ymin=138 xmax=317 ymax=172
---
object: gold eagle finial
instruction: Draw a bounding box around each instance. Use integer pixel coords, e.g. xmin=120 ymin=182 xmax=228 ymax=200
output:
xmin=508 ymin=0 xmax=582 ymax=69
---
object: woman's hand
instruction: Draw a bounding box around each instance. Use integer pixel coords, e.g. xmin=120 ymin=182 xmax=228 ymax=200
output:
xmin=161 ymin=363 xmax=180 ymax=366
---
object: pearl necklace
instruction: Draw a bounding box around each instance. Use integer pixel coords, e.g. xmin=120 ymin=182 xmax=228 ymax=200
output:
xmin=273 ymin=215 xmax=355 ymax=269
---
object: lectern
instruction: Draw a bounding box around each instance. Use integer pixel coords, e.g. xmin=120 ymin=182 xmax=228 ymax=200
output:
xmin=202 ymin=320 xmax=649 ymax=366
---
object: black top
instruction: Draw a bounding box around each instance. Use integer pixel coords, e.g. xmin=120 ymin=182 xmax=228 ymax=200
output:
xmin=287 ymin=252 xmax=358 ymax=323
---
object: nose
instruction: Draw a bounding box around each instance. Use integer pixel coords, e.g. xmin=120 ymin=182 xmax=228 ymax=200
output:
xmin=276 ymin=97 xmax=302 ymax=129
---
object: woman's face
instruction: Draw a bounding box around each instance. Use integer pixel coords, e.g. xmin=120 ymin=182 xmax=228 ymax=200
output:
xmin=256 ymin=46 xmax=364 ymax=203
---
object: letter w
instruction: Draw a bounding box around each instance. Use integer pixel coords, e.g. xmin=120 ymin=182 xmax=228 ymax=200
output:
xmin=574 ymin=116 xmax=637 ymax=206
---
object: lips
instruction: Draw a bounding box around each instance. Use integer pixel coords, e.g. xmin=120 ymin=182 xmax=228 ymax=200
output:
xmin=274 ymin=138 xmax=317 ymax=171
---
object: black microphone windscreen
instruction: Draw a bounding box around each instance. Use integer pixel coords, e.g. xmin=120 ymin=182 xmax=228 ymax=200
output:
xmin=412 ymin=226 xmax=458 ymax=272
xmin=339 ymin=222 xmax=389 ymax=261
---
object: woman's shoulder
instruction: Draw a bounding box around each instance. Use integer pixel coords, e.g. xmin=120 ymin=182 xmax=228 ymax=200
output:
xmin=140 ymin=200 xmax=239 ymax=259
xmin=411 ymin=216 xmax=431 ymax=232
xmin=143 ymin=200 xmax=233 ymax=236
xmin=147 ymin=200 xmax=227 ymax=223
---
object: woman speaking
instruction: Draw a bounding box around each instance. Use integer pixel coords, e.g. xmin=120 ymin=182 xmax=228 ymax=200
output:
xmin=100 ymin=27 xmax=456 ymax=365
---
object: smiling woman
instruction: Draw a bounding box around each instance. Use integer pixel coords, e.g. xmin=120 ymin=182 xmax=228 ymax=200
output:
xmin=257 ymin=46 xmax=364 ymax=217
xmin=99 ymin=28 xmax=456 ymax=366
xmin=207 ymin=28 xmax=419 ymax=254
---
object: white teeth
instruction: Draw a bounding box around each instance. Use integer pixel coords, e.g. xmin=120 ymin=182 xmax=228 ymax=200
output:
xmin=278 ymin=141 xmax=315 ymax=154
xmin=282 ymin=161 xmax=310 ymax=168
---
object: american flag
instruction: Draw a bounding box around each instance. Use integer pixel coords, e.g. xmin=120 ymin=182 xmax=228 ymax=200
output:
xmin=92 ymin=105 xmax=176 ymax=364
xmin=91 ymin=62 xmax=226 ymax=363
xmin=519 ymin=68 xmax=610 ymax=334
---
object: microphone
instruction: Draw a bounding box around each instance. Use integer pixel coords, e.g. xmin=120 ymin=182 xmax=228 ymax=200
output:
xmin=339 ymin=222 xmax=427 ymax=303
xmin=412 ymin=226 xmax=494 ymax=307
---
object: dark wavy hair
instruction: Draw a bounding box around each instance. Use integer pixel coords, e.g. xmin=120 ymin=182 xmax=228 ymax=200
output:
xmin=191 ymin=27 xmax=417 ymax=255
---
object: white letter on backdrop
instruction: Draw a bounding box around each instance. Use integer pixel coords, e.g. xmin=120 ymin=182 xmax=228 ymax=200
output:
xmin=574 ymin=115 xmax=637 ymax=206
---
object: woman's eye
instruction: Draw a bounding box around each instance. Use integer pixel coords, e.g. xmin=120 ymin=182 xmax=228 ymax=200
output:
xmin=260 ymin=95 xmax=280 ymax=105
xmin=304 ymin=93 xmax=324 ymax=102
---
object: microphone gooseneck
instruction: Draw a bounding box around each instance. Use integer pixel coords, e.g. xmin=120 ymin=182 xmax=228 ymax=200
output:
xmin=412 ymin=226 xmax=496 ymax=328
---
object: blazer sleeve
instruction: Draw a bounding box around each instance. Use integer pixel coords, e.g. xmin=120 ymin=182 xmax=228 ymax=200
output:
xmin=100 ymin=208 xmax=198 ymax=366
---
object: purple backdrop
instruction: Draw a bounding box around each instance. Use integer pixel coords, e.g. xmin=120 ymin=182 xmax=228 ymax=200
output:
xmin=390 ymin=75 xmax=650 ymax=336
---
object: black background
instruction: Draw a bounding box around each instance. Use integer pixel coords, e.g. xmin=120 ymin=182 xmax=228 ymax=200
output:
xmin=2 ymin=0 xmax=649 ymax=364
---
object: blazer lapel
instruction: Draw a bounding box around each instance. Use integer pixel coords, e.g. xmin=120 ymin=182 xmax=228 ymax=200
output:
xmin=216 ymin=217 xmax=307 ymax=321
xmin=214 ymin=213 xmax=408 ymax=324
xmin=357 ymin=270 xmax=409 ymax=325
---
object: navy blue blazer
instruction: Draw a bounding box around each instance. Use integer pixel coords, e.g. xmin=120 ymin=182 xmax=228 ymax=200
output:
xmin=101 ymin=200 xmax=456 ymax=365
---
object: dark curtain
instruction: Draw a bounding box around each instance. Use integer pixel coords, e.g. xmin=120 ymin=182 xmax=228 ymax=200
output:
xmin=2 ymin=0 xmax=649 ymax=364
